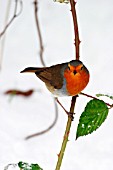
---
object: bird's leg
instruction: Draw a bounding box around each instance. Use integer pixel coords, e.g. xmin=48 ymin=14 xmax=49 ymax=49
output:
xmin=55 ymin=97 xmax=74 ymax=121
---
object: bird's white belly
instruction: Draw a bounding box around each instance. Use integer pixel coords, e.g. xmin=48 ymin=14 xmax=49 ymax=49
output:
xmin=45 ymin=79 xmax=70 ymax=97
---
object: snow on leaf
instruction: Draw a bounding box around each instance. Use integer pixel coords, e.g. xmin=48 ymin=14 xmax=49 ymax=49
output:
xmin=76 ymin=99 xmax=109 ymax=139
xmin=18 ymin=162 xmax=43 ymax=170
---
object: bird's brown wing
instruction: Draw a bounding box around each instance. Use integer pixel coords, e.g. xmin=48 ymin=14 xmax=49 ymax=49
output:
xmin=35 ymin=64 xmax=63 ymax=89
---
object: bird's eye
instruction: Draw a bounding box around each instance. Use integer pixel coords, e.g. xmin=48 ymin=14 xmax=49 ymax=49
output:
xmin=81 ymin=66 xmax=84 ymax=70
xmin=73 ymin=70 xmax=77 ymax=75
xmin=68 ymin=66 xmax=70 ymax=70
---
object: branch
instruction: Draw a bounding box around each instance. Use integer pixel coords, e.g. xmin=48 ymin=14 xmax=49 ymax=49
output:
xmin=34 ymin=0 xmax=45 ymax=66
xmin=80 ymin=92 xmax=113 ymax=107
xmin=0 ymin=0 xmax=11 ymax=70
xmin=70 ymin=0 xmax=80 ymax=60
xmin=0 ymin=0 xmax=23 ymax=38
xmin=25 ymin=0 xmax=58 ymax=140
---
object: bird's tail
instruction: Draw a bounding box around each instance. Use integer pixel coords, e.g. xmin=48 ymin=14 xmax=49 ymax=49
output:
xmin=20 ymin=67 xmax=43 ymax=73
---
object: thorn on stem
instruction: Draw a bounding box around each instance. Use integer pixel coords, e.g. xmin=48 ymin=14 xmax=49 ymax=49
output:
xmin=74 ymin=42 xmax=76 ymax=46
xmin=57 ymin=153 xmax=60 ymax=157
xmin=74 ymin=1 xmax=77 ymax=5
xmin=78 ymin=40 xmax=81 ymax=44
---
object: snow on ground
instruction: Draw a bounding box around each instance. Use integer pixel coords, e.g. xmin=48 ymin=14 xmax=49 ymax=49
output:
xmin=0 ymin=0 xmax=113 ymax=169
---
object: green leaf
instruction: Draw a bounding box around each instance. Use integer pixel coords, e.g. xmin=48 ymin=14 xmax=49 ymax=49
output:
xmin=76 ymin=99 xmax=108 ymax=139
xmin=96 ymin=93 xmax=113 ymax=100
xmin=18 ymin=162 xmax=43 ymax=170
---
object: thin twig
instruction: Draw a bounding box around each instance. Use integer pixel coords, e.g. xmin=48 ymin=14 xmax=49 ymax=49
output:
xmin=34 ymin=0 xmax=45 ymax=66
xmin=0 ymin=0 xmax=23 ymax=38
xmin=25 ymin=0 xmax=58 ymax=140
xmin=25 ymin=98 xmax=58 ymax=140
xmin=0 ymin=0 xmax=11 ymax=70
xmin=70 ymin=0 xmax=80 ymax=60
xmin=56 ymin=98 xmax=69 ymax=115
xmin=80 ymin=92 xmax=113 ymax=107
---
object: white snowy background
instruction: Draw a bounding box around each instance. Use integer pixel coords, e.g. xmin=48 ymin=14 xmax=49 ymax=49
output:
xmin=0 ymin=0 xmax=113 ymax=170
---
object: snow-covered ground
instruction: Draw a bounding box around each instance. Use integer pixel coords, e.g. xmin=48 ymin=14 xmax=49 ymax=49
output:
xmin=0 ymin=0 xmax=113 ymax=169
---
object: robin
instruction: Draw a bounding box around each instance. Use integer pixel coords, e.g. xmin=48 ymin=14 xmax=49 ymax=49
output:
xmin=20 ymin=60 xmax=90 ymax=97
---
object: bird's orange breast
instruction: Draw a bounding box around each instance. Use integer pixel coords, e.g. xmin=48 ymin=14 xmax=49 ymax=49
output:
xmin=64 ymin=69 xmax=89 ymax=96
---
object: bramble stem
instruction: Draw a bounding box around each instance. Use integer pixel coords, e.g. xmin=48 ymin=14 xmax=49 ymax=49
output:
xmin=55 ymin=0 xmax=80 ymax=169
xmin=55 ymin=96 xmax=77 ymax=170
xmin=70 ymin=0 xmax=80 ymax=60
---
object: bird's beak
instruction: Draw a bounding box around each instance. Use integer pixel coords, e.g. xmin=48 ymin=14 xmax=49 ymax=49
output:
xmin=20 ymin=67 xmax=38 ymax=73
xmin=20 ymin=69 xmax=26 ymax=73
